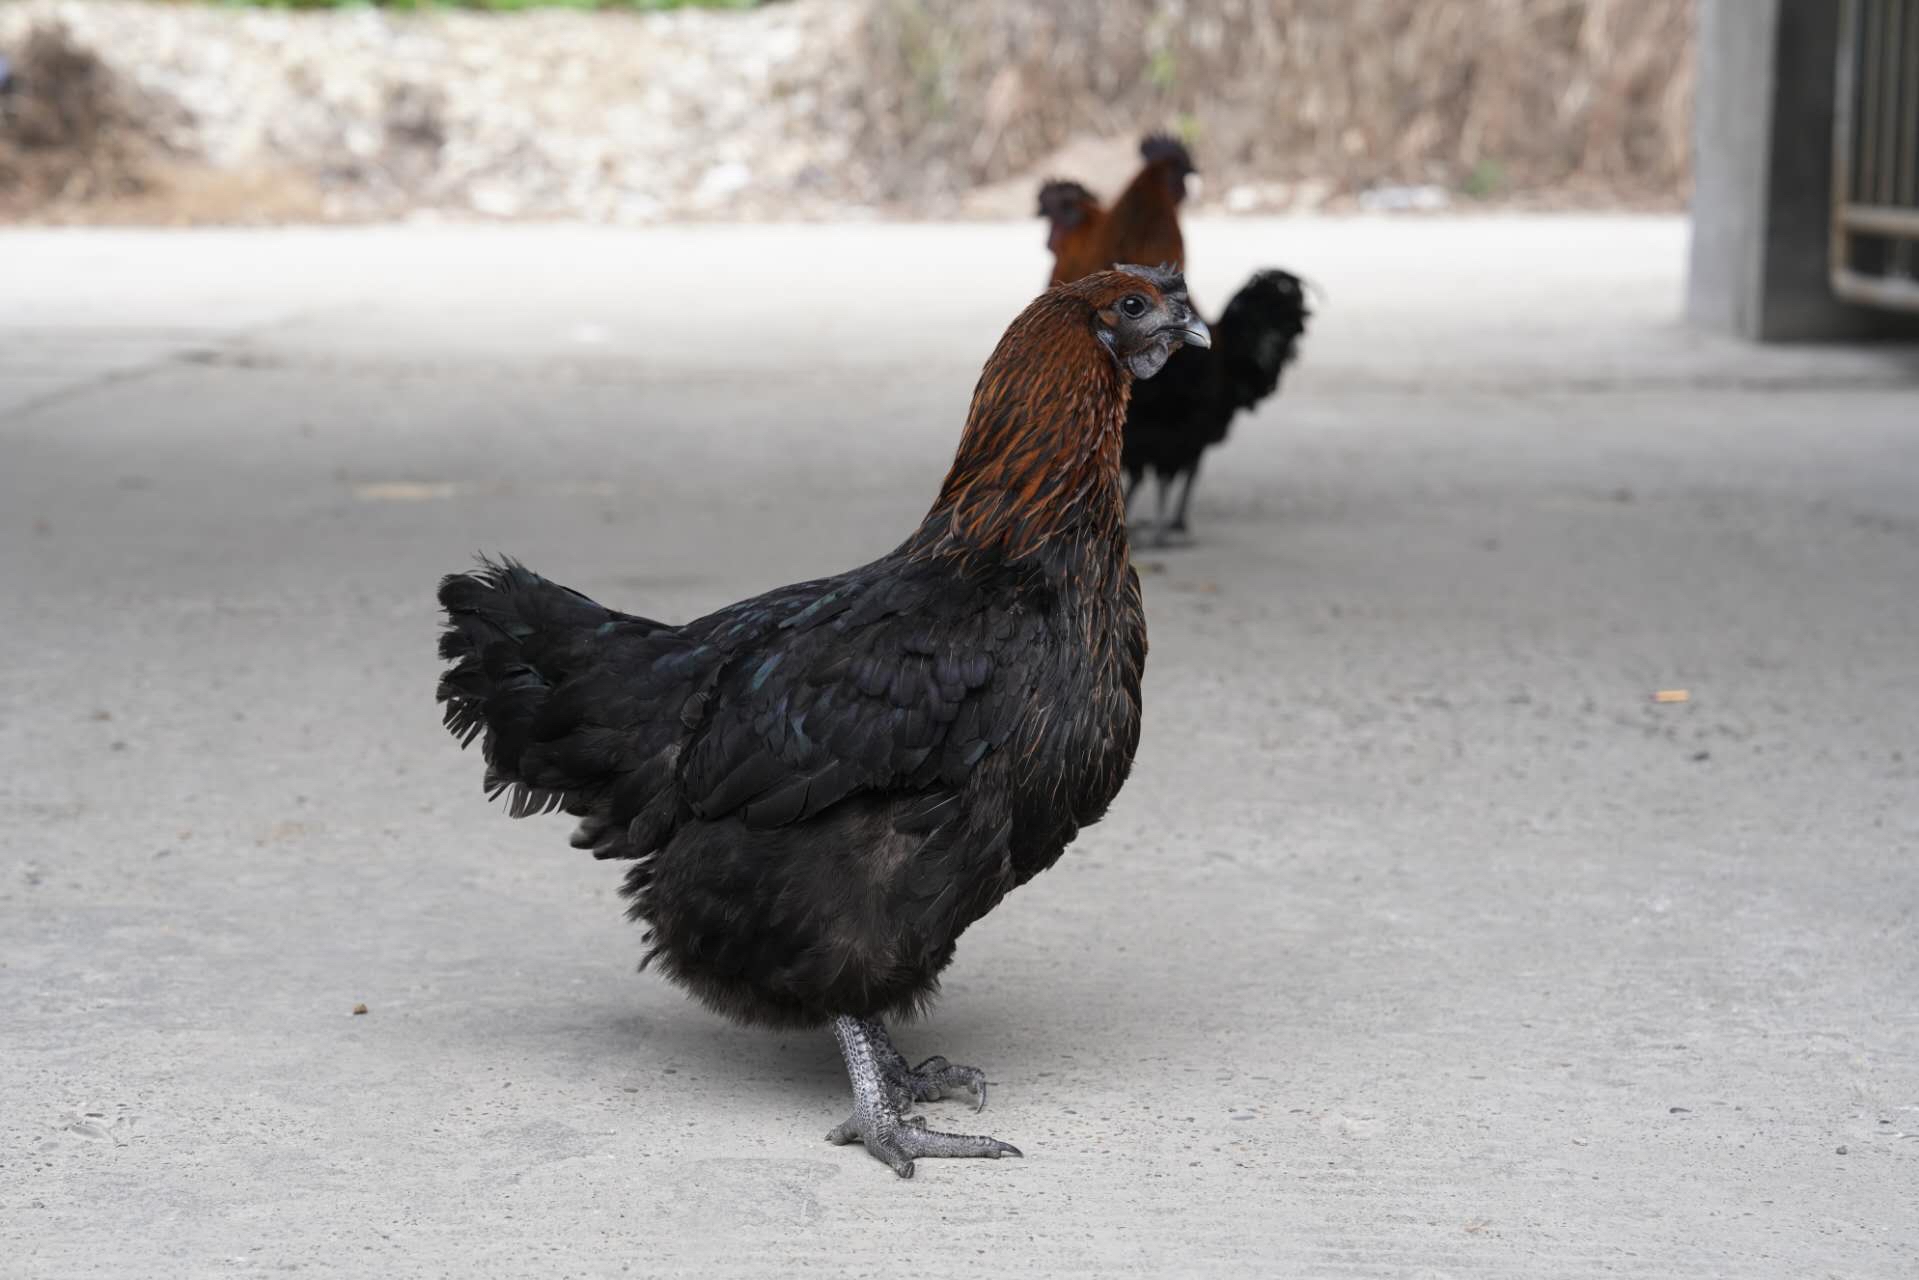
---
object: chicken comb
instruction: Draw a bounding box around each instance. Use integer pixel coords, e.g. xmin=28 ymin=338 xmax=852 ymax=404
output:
xmin=1113 ymin=263 xmax=1189 ymax=297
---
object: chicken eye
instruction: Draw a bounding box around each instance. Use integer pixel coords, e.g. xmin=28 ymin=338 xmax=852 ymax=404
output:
xmin=1119 ymin=295 xmax=1148 ymax=319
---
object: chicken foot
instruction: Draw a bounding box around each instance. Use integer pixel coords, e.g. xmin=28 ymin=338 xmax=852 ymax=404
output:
xmin=825 ymin=1016 xmax=1021 ymax=1177
xmin=862 ymin=1017 xmax=989 ymax=1111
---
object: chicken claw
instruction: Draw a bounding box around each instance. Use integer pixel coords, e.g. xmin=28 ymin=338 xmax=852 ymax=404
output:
xmin=829 ymin=1016 xmax=1021 ymax=1177
xmin=903 ymin=1056 xmax=990 ymax=1111
xmin=863 ymin=1019 xmax=989 ymax=1111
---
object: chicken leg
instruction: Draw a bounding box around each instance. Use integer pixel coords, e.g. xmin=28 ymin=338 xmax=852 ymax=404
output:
xmin=825 ymin=1016 xmax=1021 ymax=1177
xmin=1151 ymin=470 xmax=1183 ymax=547
xmin=1167 ymin=455 xmax=1203 ymax=537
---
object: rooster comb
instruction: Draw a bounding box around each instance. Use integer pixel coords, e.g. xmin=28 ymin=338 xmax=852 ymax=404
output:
xmin=1113 ymin=263 xmax=1188 ymax=296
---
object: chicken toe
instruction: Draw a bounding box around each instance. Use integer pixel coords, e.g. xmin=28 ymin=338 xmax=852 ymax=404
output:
xmin=863 ymin=1018 xmax=990 ymax=1111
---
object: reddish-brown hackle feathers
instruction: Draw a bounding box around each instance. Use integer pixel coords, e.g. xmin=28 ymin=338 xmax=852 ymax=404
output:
xmin=922 ymin=270 xmax=1171 ymax=561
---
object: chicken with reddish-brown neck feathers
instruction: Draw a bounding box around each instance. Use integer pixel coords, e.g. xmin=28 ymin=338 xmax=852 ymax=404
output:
xmin=435 ymin=267 xmax=1209 ymax=1177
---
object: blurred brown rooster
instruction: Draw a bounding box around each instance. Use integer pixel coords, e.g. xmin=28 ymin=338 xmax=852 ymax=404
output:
xmin=1039 ymin=134 xmax=1310 ymax=543
xmin=1092 ymin=133 xmax=1194 ymax=275
xmin=436 ymin=267 xmax=1209 ymax=1177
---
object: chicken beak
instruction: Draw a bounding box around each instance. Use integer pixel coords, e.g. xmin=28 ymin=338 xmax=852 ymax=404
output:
xmin=1174 ymin=314 xmax=1212 ymax=350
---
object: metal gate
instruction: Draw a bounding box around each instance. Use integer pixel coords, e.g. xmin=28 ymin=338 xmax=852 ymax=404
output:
xmin=1833 ymin=0 xmax=1919 ymax=311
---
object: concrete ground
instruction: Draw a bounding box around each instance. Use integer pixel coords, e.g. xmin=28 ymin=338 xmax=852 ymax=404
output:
xmin=2 ymin=217 xmax=1916 ymax=1278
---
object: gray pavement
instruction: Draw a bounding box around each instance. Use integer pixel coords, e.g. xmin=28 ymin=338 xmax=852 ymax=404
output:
xmin=2 ymin=217 xmax=1917 ymax=1277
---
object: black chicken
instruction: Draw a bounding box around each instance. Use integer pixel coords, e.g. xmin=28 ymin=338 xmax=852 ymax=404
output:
xmin=1124 ymin=269 xmax=1310 ymax=545
xmin=436 ymin=267 xmax=1209 ymax=1177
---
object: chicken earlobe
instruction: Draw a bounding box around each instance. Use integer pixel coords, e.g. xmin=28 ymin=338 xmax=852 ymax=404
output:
xmin=1124 ymin=336 xmax=1180 ymax=380
xmin=825 ymin=1017 xmax=1021 ymax=1178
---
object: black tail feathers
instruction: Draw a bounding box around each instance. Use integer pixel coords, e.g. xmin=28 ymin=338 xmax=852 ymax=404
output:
xmin=435 ymin=557 xmax=661 ymax=794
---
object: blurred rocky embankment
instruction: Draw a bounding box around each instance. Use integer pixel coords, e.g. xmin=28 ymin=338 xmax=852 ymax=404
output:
xmin=0 ymin=0 xmax=1691 ymax=224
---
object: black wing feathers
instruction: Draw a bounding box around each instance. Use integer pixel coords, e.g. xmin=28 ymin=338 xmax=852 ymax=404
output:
xmin=436 ymin=555 xmax=1025 ymax=861
xmin=679 ymin=566 xmax=1012 ymax=830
